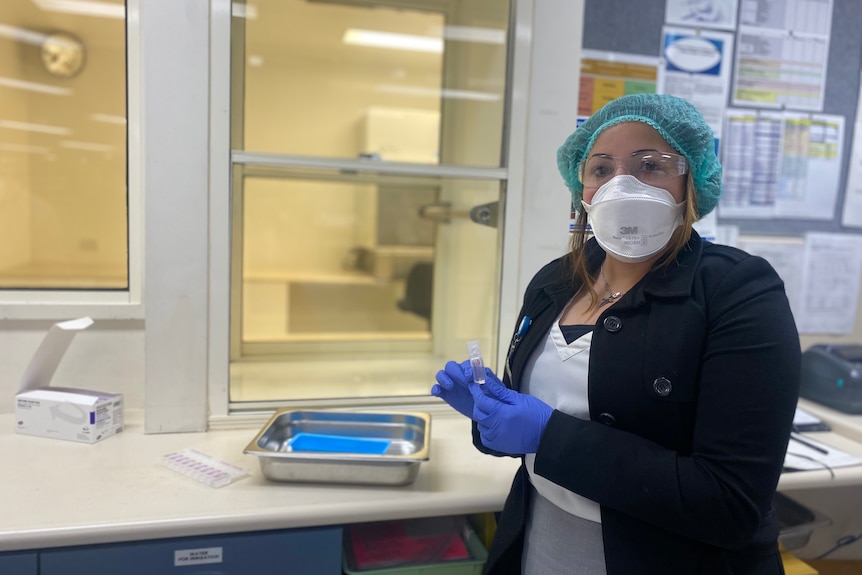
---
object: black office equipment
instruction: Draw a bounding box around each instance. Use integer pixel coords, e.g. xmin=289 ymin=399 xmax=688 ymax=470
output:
xmin=799 ymin=345 xmax=862 ymax=414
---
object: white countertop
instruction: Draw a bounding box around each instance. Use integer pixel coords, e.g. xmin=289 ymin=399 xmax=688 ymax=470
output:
xmin=0 ymin=411 xmax=519 ymax=553
xmin=2 ymin=408 xmax=862 ymax=554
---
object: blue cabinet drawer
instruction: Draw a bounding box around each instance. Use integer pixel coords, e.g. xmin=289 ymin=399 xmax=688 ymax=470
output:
xmin=40 ymin=527 xmax=342 ymax=575
xmin=0 ymin=551 xmax=38 ymax=575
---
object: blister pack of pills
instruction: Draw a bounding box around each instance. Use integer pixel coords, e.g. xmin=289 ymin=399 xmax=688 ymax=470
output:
xmin=162 ymin=448 xmax=249 ymax=488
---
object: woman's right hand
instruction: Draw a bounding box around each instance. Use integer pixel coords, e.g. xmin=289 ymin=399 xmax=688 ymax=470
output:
xmin=431 ymin=360 xmax=476 ymax=418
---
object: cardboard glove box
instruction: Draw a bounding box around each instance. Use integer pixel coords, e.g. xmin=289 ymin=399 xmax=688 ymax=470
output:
xmin=15 ymin=317 xmax=124 ymax=444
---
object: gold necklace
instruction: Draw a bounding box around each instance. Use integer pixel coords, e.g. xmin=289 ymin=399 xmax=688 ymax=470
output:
xmin=599 ymin=265 xmax=622 ymax=307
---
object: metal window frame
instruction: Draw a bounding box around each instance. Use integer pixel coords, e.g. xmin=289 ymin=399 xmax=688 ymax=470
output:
xmin=207 ymin=0 xmax=535 ymax=422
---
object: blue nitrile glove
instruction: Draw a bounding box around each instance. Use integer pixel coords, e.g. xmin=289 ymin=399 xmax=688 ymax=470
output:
xmin=470 ymin=371 xmax=553 ymax=455
xmin=431 ymin=360 xmax=477 ymax=418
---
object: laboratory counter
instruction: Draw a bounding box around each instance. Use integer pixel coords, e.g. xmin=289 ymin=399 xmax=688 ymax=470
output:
xmin=0 ymin=410 xmax=518 ymax=553
xmin=1 ymin=408 xmax=862 ymax=554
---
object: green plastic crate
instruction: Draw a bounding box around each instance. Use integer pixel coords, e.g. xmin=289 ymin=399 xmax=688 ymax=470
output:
xmin=342 ymin=529 xmax=488 ymax=575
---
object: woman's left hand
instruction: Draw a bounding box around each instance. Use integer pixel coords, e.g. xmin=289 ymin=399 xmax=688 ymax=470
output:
xmin=470 ymin=372 xmax=553 ymax=455
xmin=431 ymin=360 xmax=477 ymax=418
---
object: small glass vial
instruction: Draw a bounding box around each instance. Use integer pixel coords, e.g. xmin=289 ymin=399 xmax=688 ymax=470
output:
xmin=467 ymin=340 xmax=486 ymax=384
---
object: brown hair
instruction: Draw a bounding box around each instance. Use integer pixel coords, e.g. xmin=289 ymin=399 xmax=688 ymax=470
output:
xmin=570 ymin=173 xmax=699 ymax=309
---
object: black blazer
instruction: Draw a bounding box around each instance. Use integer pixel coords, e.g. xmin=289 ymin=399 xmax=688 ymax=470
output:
xmin=477 ymin=232 xmax=800 ymax=574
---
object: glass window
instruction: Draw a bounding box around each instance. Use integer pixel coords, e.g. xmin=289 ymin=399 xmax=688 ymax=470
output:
xmin=234 ymin=0 xmax=509 ymax=168
xmin=0 ymin=0 xmax=127 ymax=289
xmin=230 ymin=0 xmax=511 ymax=407
xmin=230 ymin=166 xmax=503 ymax=404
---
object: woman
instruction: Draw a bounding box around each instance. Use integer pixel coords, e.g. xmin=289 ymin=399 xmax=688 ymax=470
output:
xmin=432 ymin=94 xmax=800 ymax=574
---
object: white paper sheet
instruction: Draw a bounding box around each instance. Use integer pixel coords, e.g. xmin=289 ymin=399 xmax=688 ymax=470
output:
xmin=713 ymin=224 xmax=739 ymax=248
xmin=841 ymin=123 xmax=862 ymax=227
xmin=732 ymin=0 xmax=833 ymax=111
xmin=665 ymin=0 xmax=739 ymax=31
xmin=720 ymin=109 xmax=783 ymax=219
xmin=841 ymin=68 xmax=862 ymax=227
xmin=797 ymin=233 xmax=862 ymax=334
xmin=693 ymin=210 xmax=718 ymax=242
xmin=737 ymin=238 xmax=805 ymax=321
xmin=784 ymin=433 xmax=862 ymax=472
xmin=658 ymin=26 xmax=734 ymax=140
xmin=719 ymin=110 xmax=844 ymax=220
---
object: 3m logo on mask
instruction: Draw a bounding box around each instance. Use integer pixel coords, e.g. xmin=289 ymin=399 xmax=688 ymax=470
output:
xmin=581 ymin=175 xmax=685 ymax=263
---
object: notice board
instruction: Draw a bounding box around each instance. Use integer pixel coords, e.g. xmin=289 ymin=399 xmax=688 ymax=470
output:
xmin=581 ymin=0 xmax=862 ymax=235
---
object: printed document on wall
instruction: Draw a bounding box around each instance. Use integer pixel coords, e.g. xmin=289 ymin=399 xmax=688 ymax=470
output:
xmin=578 ymin=50 xmax=658 ymax=117
xmin=797 ymin=233 xmax=862 ymax=335
xmin=719 ymin=109 xmax=843 ymax=220
xmin=774 ymin=113 xmax=844 ymax=218
xmin=714 ymin=224 xmax=739 ymax=248
xmin=664 ymin=0 xmax=738 ymax=31
xmin=658 ymin=27 xmax=734 ymax=140
xmin=692 ymin=210 xmax=718 ymax=242
xmin=732 ymin=0 xmax=832 ymax=111
xmin=841 ymin=123 xmax=862 ymax=227
xmin=737 ymin=238 xmax=804 ymax=323
xmin=841 ymin=69 xmax=862 ymax=227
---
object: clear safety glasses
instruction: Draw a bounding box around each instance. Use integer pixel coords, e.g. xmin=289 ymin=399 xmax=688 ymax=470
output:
xmin=578 ymin=151 xmax=688 ymax=188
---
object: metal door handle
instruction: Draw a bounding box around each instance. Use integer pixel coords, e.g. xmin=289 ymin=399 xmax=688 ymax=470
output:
xmin=418 ymin=203 xmax=469 ymax=223
xmin=418 ymin=201 xmax=499 ymax=228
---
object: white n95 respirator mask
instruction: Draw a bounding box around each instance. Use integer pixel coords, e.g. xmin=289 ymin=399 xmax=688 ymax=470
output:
xmin=581 ymin=175 xmax=686 ymax=263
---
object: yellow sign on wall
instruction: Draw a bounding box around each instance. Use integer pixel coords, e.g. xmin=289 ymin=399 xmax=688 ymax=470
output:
xmin=578 ymin=51 xmax=658 ymax=116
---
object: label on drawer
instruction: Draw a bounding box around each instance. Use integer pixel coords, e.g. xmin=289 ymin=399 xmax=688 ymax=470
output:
xmin=174 ymin=547 xmax=223 ymax=566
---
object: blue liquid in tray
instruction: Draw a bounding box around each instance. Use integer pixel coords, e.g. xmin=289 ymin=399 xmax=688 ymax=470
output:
xmin=287 ymin=433 xmax=392 ymax=454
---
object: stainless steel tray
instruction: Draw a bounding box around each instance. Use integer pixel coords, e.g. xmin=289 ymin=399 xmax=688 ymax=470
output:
xmin=244 ymin=409 xmax=431 ymax=486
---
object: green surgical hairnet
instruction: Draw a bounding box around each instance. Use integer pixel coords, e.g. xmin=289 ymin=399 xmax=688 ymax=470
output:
xmin=557 ymin=94 xmax=722 ymax=218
